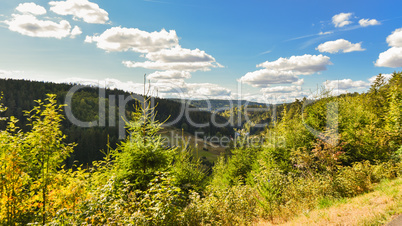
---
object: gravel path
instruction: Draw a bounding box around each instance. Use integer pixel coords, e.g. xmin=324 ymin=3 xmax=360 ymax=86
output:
xmin=386 ymin=215 xmax=402 ymax=226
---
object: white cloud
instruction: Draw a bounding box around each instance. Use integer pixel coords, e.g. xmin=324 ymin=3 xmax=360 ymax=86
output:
xmin=5 ymin=14 xmax=78 ymax=39
xmin=123 ymin=61 xmax=221 ymax=72
xmin=148 ymin=70 xmax=191 ymax=80
xmin=124 ymin=46 xmax=222 ymax=72
xmin=239 ymin=54 xmax=331 ymax=87
xmin=326 ymin=89 xmax=349 ymax=96
xmin=359 ymin=18 xmax=380 ymax=27
xmin=0 ymin=69 xmax=25 ymax=79
xmin=376 ymin=28 xmax=402 ymax=68
xmin=70 ymin=25 xmax=82 ymax=38
xmin=368 ymin=73 xmax=393 ymax=83
xmin=62 ymin=77 xmax=146 ymax=94
xmin=60 ymin=76 xmax=231 ymax=98
xmin=292 ymin=78 xmax=304 ymax=85
xmin=85 ymin=27 xmax=179 ymax=53
xmin=254 ymin=85 xmax=309 ymax=104
xmin=319 ymin=31 xmax=333 ymax=35
xmin=324 ymin=79 xmax=369 ymax=90
xmin=187 ymin=83 xmax=232 ymax=97
xmin=149 ymin=79 xmax=189 ymax=94
xmin=256 ymin=54 xmax=332 ymax=75
xmin=261 ymin=85 xmax=301 ymax=94
xmin=145 ymin=46 xmax=216 ymax=63
xmin=16 ymin=2 xmax=47 ymax=15
xmin=316 ymin=39 xmax=365 ymax=53
xmin=332 ymin=13 xmax=353 ymax=27
xmin=238 ymin=69 xmax=299 ymax=87
xmin=375 ymin=47 xmax=402 ymax=67
xmin=85 ymin=27 xmax=221 ymax=77
xmin=148 ymin=80 xmax=232 ymax=98
xmin=61 ymin=77 xmax=185 ymax=96
xmin=264 ymin=90 xmax=309 ymax=103
xmin=386 ymin=28 xmax=402 ymax=47
xmin=49 ymin=0 xmax=109 ymax=24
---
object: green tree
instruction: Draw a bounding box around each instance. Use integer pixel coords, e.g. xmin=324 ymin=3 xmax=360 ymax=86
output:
xmin=113 ymin=100 xmax=173 ymax=190
xmin=24 ymin=94 xmax=75 ymax=224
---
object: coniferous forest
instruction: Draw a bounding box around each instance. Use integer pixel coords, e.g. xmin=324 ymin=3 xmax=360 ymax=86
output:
xmin=0 ymin=73 xmax=401 ymax=225
xmin=0 ymin=78 xmax=232 ymax=167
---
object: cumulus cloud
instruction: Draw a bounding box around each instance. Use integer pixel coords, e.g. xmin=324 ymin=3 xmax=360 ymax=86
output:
xmin=359 ymin=18 xmax=380 ymax=27
xmin=70 ymin=25 xmax=82 ymax=38
xmin=256 ymin=54 xmax=332 ymax=75
xmin=123 ymin=46 xmax=222 ymax=72
xmin=16 ymin=2 xmax=47 ymax=15
xmin=316 ymin=39 xmax=365 ymax=53
xmin=85 ymin=27 xmax=221 ymax=77
xmin=239 ymin=54 xmax=331 ymax=88
xmin=292 ymin=78 xmax=304 ymax=86
xmin=239 ymin=69 xmax=299 ymax=87
xmin=260 ymin=85 xmax=301 ymax=94
xmin=150 ymin=79 xmax=189 ymax=94
xmin=321 ymin=78 xmax=370 ymax=96
xmin=187 ymin=83 xmax=232 ymax=97
xmin=324 ymin=79 xmax=369 ymax=90
xmin=375 ymin=47 xmax=402 ymax=67
xmin=386 ymin=28 xmax=402 ymax=47
xmin=376 ymin=28 xmax=402 ymax=68
xmin=147 ymin=79 xmax=232 ymax=98
xmin=123 ymin=61 xmax=221 ymax=72
xmin=49 ymin=0 xmax=109 ymax=24
xmin=5 ymin=14 xmax=79 ymax=39
xmin=85 ymin=27 xmax=179 ymax=53
xmin=145 ymin=46 xmax=216 ymax=63
xmin=332 ymin=13 xmax=353 ymax=28
xmin=148 ymin=70 xmax=191 ymax=80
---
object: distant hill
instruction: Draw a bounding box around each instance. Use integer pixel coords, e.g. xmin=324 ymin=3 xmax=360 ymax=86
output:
xmin=171 ymin=98 xmax=269 ymax=112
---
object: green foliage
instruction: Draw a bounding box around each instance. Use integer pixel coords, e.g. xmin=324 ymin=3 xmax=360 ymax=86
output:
xmin=170 ymin=147 xmax=208 ymax=193
xmin=385 ymin=72 xmax=402 ymax=132
xmin=183 ymin=185 xmax=258 ymax=225
xmin=0 ymin=117 xmax=31 ymax=224
xmin=113 ymin=102 xmax=174 ymax=190
xmin=1 ymin=72 xmax=402 ymax=225
xmin=210 ymin=131 xmax=262 ymax=188
xmin=0 ymin=94 xmax=75 ymax=225
xmin=129 ymin=172 xmax=186 ymax=225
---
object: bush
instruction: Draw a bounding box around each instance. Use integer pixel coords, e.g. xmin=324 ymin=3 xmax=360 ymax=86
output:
xmin=183 ymin=185 xmax=258 ymax=225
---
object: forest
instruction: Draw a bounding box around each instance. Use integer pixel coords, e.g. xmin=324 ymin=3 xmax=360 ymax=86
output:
xmin=0 ymin=72 xmax=401 ymax=225
xmin=0 ymin=79 xmax=232 ymax=167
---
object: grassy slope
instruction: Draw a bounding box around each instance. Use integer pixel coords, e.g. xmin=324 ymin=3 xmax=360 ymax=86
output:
xmin=259 ymin=177 xmax=402 ymax=226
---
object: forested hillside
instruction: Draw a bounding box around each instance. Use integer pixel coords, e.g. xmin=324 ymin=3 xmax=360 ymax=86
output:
xmin=172 ymin=99 xmax=267 ymax=112
xmin=0 ymin=73 xmax=401 ymax=225
xmin=0 ymin=79 xmax=232 ymax=166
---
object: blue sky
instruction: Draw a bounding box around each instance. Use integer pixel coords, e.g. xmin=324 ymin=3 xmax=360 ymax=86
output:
xmin=0 ymin=0 xmax=401 ymax=103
